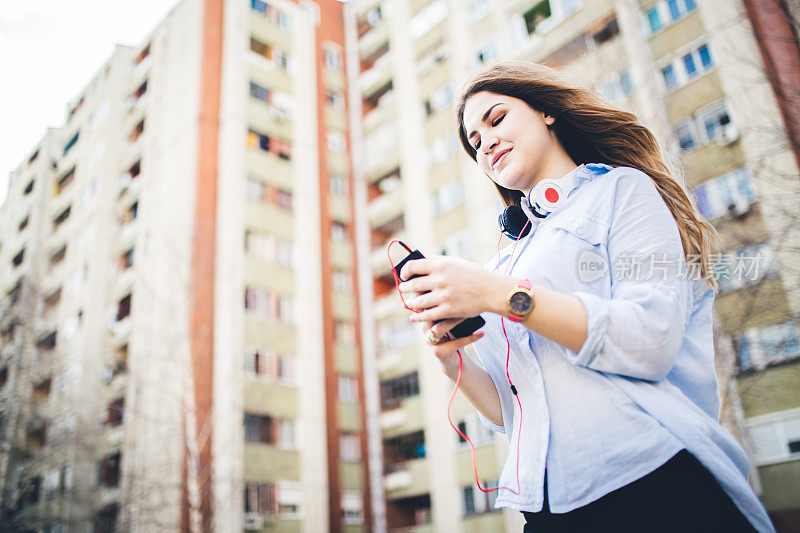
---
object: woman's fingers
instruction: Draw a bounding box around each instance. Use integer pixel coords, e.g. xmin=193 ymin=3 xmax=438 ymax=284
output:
xmin=428 ymin=318 xmax=463 ymax=341
xmin=430 ymin=331 xmax=484 ymax=360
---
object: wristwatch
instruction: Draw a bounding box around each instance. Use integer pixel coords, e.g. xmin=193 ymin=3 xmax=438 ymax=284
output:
xmin=506 ymin=279 xmax=535 ymax=322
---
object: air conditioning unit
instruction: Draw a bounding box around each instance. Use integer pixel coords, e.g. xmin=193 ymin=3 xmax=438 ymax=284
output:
xmin=269 ymin=107 xmax=289 ymax=122
xmin=718 ymin=125 xmax=739 ymax=146
xmin=243 ymin=513 xmax=264 ymax=530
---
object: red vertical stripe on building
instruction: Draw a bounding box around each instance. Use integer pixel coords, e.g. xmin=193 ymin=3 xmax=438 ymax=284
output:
xmin=184 ymin=0 xmax=223 ymax=530
xmin=742 ymin=0 xmax=800 ymax=173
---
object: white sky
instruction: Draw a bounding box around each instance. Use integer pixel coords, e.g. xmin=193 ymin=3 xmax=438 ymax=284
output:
xmin=0 ymin=0 xmax=180 ymax=206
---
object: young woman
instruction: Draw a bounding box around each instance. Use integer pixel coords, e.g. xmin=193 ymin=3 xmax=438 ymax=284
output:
xmin=397 ymin=62 xmax=773 ymax=532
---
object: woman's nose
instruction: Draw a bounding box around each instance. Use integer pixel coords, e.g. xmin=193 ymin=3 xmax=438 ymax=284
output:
xmin=484 ymin=137 xmax=499 ymax=156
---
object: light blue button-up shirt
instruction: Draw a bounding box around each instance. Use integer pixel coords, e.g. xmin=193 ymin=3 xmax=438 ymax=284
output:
xmin=471 ymin=163 xmax=773 ymax=532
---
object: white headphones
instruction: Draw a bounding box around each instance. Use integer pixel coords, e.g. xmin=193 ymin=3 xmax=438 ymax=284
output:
xmin=523 ymin=165 xmax=583 ymax=218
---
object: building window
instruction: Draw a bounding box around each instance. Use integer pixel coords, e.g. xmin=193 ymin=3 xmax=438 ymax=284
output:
xmin=330 ymin=173 xmax=347 ymax=195
xmin=116 ymin=294 xmax=132 ymax=321
xmin=738 ymin=321 xmax=800 ymax=372
xmin=275 ymin=239 xmax=293 ymax=267
xmin=338 ymin=375 xmax=358 ymax=402
xmin=277 ymin=418 xmax=297 ymax=449
xmin=277 ymin=481 xmax=304 ymax=518
xmin=245 ymin=414 xmax=273 ymax=444
xmin=674 ymin=120 xmax=698 ymax=150
xmin=383 ymin=430 xmax=426 ymax=466
xmin=598 ymin=70 xmax=634 ymax=102
xmin=428 ymin=132 xmax=459 ymax=168
xmin=377 ymin=320 xmax=417 ymax=353
xmin=331 ymin=221 xmax=348 ymax=243
xmin=468 ymin=0 xmax=491 ymax=24
xmin=245 ymin=229 xmax=274 ymax=261
xmin=340 ymin=432 xmax=361 ymax=462
xmin=661 ymin=43 xmax=715 ymax=91
xmin=244 ymin=349 xmax=296 ymax=385
xmin=380 ymin=371 xmax=420 ymax=409
xmin=326 ymin=90 xmax=344 ymax=110
xmin=250 ymin=81 xmax=270 ymax=103
xmin=105 ymin=398 xmax=124 ymax=427
xmin=129 ymin=119 xmax=145 ymax=142
xmin=119 ymin=248 xmax=135 ymax=270
xmin=244 ymin=480 xmax=276 ymax=516
xmin=136 ymin=44 xmax=150 ymax=64
xmin=96 ymin=453 xmax=121 ymax=487
xmin=746 ymin=408 xmax=800 ymax=465
xmin=53 ymin=205 xmax=71 ymax=229
xmin=661 ymin=64 xmax=677 ymax=90
xmin=647 ymin=7 xmax=662 ymax=33
xmin=431 ymin=179 xmax=465 ymax=216
xmin=647 ymin=0 xmax=697 ymax=34
xmin=62 ymin=131 xmax=80 ymax=157
xmin=275 ymin=188 xmax=292 ymax=210
xmin=454 ymin=414 xmax=494 ymax=447
xmin=424 ymin=84 xmax=453 ymax=117
xmin=55 ymin=167 xmax=76 ymax=196
xmin=324 ymin=44 xmax=343 ymax=70
xmin=122 ymin=201 xmax=138 ymax=224
xmin=474 ymin=39 xmax=498 ymax=67
xmin=410 ymin=0 xmax=447 ymax=40
xmin=523 ymin=0 xmax=552 ymax=35
xmin=333 ymin=270 xmax=351 ymax=292
xmin=334 ymin=321 xmax=355 ymax=345
xmin=133 ymin=80 xmax=148 ymax=100
xmin=714 ymin=242 xmax=778 ymax=295
xmin=327 ymin=130 xmax=346 ymax=153
xmin=341 ymin=491 xmax=364 ymax=525
xmin=462 ymin=480 xmax=499 ymax=515
xmin=692 ymin=167 xmax=756 ymax=221
xmin=697 ymin=101 xmax=734 ymax=142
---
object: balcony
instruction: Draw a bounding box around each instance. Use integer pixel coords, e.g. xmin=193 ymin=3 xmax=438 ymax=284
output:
xmin=384 ymin=457 xmax=429 ymax=499
xmin=245 ymin=149 xmax=293 ymax=190
xmin=360 ymin=52 xmax=393 ymax=100
xmin=249 ymin=11 xmax=291 ymax=52
xmin=377 ymin=290 xmax=412 ymax=323
xmin=368 ymin=186 xmax=404 ymax=231
xmin=363 ymin=92 xmax=396 ymax=134
xmin=111 ymin=317 xmax=132 ymax=345
xmin=247 ymin=99 xmax=293 ymax=141
xmin=358 ymin=19 xmax=389 ymax=62
xmin=381 ymin=395 xmax=424 ymax=438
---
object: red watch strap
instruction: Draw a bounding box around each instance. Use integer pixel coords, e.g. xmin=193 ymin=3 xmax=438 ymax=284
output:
xmin=507 ymin=279 xmax=532 ymax=322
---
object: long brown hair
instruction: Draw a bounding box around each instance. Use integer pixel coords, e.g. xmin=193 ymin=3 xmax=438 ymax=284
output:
xmin=456 ymin=61 xmax=719 ymax=291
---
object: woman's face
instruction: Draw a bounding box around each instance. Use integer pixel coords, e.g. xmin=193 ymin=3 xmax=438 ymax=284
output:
xmin=463 ymin=91 xmax=556 ymax=192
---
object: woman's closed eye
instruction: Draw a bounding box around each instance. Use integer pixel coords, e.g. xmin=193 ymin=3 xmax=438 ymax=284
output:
xmin=473 ymin=114 xmax=505 ymax=151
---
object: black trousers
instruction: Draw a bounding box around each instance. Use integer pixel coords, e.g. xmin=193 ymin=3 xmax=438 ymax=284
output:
xmin=522 ymin=450 xmax=757 ymax=532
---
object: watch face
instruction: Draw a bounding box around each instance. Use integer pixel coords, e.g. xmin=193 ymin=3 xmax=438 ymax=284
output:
xmin=509 ymin=291 xmax=532 ymax=314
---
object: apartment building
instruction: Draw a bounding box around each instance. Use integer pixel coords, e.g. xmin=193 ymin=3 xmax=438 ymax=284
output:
xmin=350 ymin=0 xmax=799 ymax=531
xmin=0 ymin=0 xmax=371 ymax=531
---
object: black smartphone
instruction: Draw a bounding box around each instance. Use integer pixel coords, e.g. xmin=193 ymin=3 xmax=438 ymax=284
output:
xmin=393 ymin=244 xmax=485 ymax=339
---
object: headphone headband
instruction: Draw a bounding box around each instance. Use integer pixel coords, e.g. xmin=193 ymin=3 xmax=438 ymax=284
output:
xmin=498 ymin=165 xmax=585 ymax=239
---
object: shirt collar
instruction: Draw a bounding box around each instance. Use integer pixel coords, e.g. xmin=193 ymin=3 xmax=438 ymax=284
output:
xmin=519 ymin=163 xmax=613 ymax=222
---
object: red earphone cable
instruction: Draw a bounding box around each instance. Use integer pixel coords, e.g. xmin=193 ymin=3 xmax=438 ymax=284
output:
xmin=387 ymin=219 xmax=530 ymax=496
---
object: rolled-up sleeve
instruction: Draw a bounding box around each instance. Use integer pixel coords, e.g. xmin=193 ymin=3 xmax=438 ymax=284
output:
xmin=567 ymin=169 xmax=689 ymax=382
xmin=477 ymin=410 xmax=506 ymax=434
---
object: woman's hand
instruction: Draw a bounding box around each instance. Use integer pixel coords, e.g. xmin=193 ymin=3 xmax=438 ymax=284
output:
xmin=420 ymin=319 xmax=484 ymax=380
xmin=398 ymin=256 xmax=514 ymax=322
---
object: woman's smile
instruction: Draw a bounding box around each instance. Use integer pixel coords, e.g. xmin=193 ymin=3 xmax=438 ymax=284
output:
xmin=492 ymin=148 xmax=511 ymax=171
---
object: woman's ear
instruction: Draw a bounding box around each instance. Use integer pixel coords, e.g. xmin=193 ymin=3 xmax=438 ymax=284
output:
xmin=544 ymin=113 xmax=556 ymax=127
